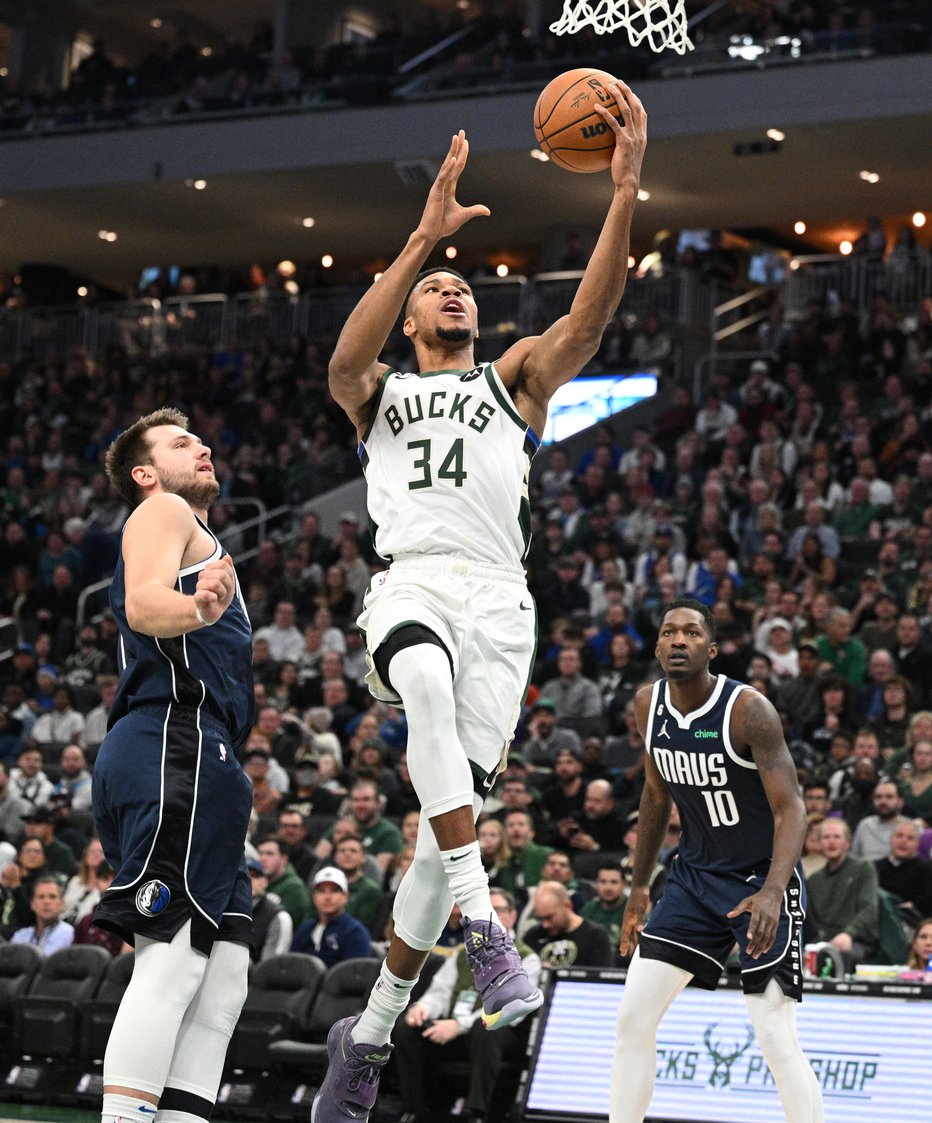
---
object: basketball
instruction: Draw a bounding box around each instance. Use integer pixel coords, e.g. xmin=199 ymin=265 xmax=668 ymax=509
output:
xmin=533 ymin=67 xmax=623 ymax=173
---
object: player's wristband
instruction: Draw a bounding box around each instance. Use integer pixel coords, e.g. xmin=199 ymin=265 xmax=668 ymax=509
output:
xmin=194 ymin=603 xmax=215 ymax=627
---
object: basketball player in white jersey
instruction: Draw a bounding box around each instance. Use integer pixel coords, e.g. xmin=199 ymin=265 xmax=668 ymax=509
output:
xmin=313 ymin=82 xmax=648 ymax=1122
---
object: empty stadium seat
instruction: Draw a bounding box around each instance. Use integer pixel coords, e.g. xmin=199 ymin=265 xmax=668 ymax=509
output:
xmin=0 ymin=944 xmax=43 ymax=1055
xmin=267 ymin=956 xmax=382 ymax=1074
xmin=12 ymin=945 xmax=111 ymax=1060
xmin=226 ymin=953 xmax=326 ymax=1071
xmin=79 ymin=951 xmax=135 ymax=1063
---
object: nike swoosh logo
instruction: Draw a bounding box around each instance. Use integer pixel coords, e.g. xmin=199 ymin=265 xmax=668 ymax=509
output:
xmin=139 ymin=1109 xmax=157 ymax=1116
xmin=449 ymin=851 xmax=472 ymax=861
xmin=519 ymin=601 xmax=533 ymax=611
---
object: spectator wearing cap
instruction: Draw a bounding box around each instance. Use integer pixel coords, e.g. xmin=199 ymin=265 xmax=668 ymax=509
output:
xmin=0 ymin=760 xmax=29 ymax=845
xmin=537 ymin=555 xmax=590 ymax=633
xmin=243 ymin=744 xmax=284 ymax=817
xmin=51 ymin=743 xmax=93 ymax=814
xmin=291 ymin=865 xmax=372 ymax=967
xmin=10 ymin=875 xmax=74 ymax=955
xmin=62 ymin=623 xmax=112 ymax=690
xmin=31 ymin=684 xmax=85 ymax=748
xmin=775 ymin=643 xmax=824 ymax=739
xmin=857 ymin=592 xmax=901 ymax=654
xmin=46 ymin=791 xmax=87 ymax=862
xmin=10 ymin=745 xmax=53 ymax=812
xmin=284 ymin=750 xmax=343 ymax=826
xmin=257 ymin=835 xmax=310 ymax=927
xmin=8 ymin=644 xmax=38 ymax=695
xmin=538 ymin=647 xmax=604 ymax=737
xmin=246 ymin=854 xmax=293 ymax=963
xmin=23 ymin=806 xmax=76 ymax=879
xmin=253 ymin=600 xmax=305 ymax=664
xmin=756 ymin=617 xmax=799 ymax=680
xmin=520 ymin=698 xmax=583 ymax=771
xmin=540 ymin=748 xmax=587 ymax=836
xmin=632 ymin=523 xmax=686 ymax=602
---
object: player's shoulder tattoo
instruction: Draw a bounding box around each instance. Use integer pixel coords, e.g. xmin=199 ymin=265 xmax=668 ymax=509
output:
xmin=735 ymin=687 xmax=786 ymax=769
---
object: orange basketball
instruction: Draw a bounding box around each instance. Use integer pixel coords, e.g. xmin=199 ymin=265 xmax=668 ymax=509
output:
xmin=533 ymin=68 xmax=623 ymax=173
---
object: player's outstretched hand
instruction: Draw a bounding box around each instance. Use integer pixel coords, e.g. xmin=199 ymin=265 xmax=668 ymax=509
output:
xmin=193 ymin=553 xmax=235 ymax=625
xmin=727 ymin=888 xmax=782 ymax=959
xmin=593 ymin=80 xmax=647 ymax=191
xmin=416 ymin=130 xmax=491 ymax=242
xmin=619 ymin=886 xmax=650 ymax=957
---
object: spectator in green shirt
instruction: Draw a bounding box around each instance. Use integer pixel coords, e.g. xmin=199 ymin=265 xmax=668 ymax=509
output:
xmin=346 ymin=778 xmax=403 ymax=873
xmin=580 ymin=860 xmax=629 ymax=961
xmin=258 ymin=835 xmax=310 ymax=927
xmin=498 ymin=809 xmax=553 ymax=912
xmin=816 ymin=607 xmax=867 ymax=687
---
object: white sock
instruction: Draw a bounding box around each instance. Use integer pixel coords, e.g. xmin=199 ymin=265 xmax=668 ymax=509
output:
xmin=354 ymin=961 xmax=418 ymax=1046
xmin=102 ymin=1092 xmax=159 ymax=1122
xmin=440 ymin=840 xmax=504 ymax=932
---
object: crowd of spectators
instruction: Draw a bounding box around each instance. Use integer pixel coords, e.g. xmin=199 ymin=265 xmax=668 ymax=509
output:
xmin=0 ymin=0 xmax=926 ymax=139
xmin=0 ymin=231 xmax=931 ymax=1109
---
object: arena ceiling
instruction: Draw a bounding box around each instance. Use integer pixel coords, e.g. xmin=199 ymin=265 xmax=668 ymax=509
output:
xmin=0 ymin=1 xmax=930 ymax=291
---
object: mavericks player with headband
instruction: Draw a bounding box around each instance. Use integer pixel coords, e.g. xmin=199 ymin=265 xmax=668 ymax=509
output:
xmin=611 ymin=599 xmax=823 ymax=1122
xmin=314 ymin=82 xmax=647 ymax=1123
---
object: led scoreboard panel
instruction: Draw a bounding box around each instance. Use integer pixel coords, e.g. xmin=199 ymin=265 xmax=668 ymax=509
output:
xmin=520 ymin=969 xmax=931 ymax=1122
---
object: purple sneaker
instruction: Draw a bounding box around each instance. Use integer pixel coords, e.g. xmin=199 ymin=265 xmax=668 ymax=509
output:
xmin=310 ymin=1015 xmax=392 ymax=1122
xmin=461 ymin=916 xmax=543 ymax=1030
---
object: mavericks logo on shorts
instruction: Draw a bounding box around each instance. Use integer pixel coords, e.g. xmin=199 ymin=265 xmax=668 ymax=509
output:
xmin=136 ymin=879 xmax=171 ymax=916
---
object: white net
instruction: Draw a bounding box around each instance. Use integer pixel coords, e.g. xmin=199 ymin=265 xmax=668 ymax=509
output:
xmin=550 ymin=0 xmax=694 ymax=55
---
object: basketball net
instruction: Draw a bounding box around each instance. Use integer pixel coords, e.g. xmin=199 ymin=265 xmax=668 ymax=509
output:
xmin=550 ymin=0 xmax=694 ymax=55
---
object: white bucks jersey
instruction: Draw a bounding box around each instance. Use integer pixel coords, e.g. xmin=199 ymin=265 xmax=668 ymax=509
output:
xmin=359 ymin=362 xmax=541 ymax=567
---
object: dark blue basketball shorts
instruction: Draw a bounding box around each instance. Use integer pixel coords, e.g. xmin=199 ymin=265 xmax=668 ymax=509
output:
xmin=92 ymin=704 xmax=254 ymax=954
xmin=639 ymin=857 xmax=805 ymax=998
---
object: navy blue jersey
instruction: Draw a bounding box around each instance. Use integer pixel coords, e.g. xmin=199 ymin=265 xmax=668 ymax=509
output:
xmin=645 ymin=675 xmax=774 ymax=874
xmin=108 ymin=515 xmax=254 ymax=751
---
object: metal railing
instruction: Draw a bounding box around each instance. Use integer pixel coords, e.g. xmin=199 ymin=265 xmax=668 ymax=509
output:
xmin=1 ymin=256 xmax=927 ymax=368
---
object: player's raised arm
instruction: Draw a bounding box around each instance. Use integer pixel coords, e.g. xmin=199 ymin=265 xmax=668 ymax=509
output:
xmin=328 ymin=130 xmax=490 ymax=430
xmin=499 ymin=80 xmax=647 ymax=412
xmin=726 ymin=689 xmax=807 ymax=957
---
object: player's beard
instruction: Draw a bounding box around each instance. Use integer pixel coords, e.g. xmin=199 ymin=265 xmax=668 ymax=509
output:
xmin=436 ymin=325 xmax=473 ymax=344
xmin=158 ymin=467 xmax=220 ymax=509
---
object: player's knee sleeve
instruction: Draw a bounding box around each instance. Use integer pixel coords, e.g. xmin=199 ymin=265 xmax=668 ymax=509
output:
xmin=615 ymin=951 xmax=690 ymax=1041
xmin=391 ymin=793 xmax=484 ymax=949
xmin=745 ymin=979 xmax=823 ymax=1122
xmin=104 ymin=923 xmax=208 ymax=1098
xmin=159 ymin=940 xmax=251 ymax=1117
xmin=388 ymin=644 xmax=473 ymax=817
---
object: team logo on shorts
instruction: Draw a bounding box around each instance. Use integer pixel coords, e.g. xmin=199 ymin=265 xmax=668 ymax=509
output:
xmin=136 ymin=879 xmax=171 ymax=916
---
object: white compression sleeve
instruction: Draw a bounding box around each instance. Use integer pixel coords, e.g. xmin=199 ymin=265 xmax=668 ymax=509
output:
xmin=156 ymin=939 xmax=250 ymax=1121
xmin=610 ymin=949 xmax=692 ymax=1123
xmin=745 ymin=978 xmax=824 ymax=1122
xmin=103 ymin=921 xmax=208 ymax=1099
